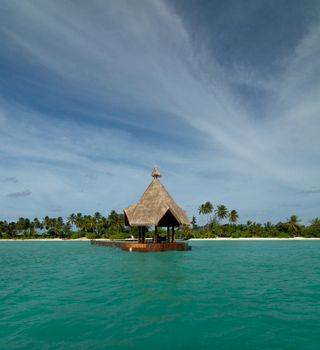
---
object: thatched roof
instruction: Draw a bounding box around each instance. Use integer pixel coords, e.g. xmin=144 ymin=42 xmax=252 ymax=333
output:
xmin=124 ymin=168 xmax=189 ymax=227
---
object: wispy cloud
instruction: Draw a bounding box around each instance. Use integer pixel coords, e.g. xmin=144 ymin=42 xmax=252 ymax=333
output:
xmin=6 ymin=190 xmax=32 ymax=198
xmin=0 ymin=0 xmax=319 ymax=222
xmin=3 ymin=177 xmax=18 ymax=183
xmin=302 ymin=188 xmax=320 ymax=194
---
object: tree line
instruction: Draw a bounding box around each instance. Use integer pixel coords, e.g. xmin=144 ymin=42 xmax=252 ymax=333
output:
xmin=0 ymin=202 xmax=319 ymax=239
xmin=0 ymin=211 xmax=127 ymax=239
xmin=192 ymin=201 xmax=320 ymax=239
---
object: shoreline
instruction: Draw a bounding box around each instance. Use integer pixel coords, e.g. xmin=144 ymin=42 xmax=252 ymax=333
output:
xmin=189 ymin=237 xmax=320 ymax=241
xmin=0 ymin=238 xmax=104 ymax=242
xmin=0 ymin=237 xmax=320 ymax=241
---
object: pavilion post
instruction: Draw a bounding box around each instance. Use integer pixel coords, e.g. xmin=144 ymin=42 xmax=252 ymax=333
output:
xmin=142 ymin=226 xmax=146 ymax=243
xmin=155 ymin=226 xmax=158 ymax=243
xmin=167 ymin=226 xmax=170 ymax=243
xmin=171 ymin=226 xmax=175 ymax=243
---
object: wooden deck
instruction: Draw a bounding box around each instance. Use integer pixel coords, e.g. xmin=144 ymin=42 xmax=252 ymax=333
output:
xmin=91 ymin=240 xmax=191 ymax=252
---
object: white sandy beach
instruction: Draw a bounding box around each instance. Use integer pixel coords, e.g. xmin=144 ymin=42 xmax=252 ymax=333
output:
xmin=0 ymin=238 xmax=96 ymax=242
xmin=189 ymin=237 xmax=320 ymax=240
xmin=1 ymin=237 xmax=320 ymax=241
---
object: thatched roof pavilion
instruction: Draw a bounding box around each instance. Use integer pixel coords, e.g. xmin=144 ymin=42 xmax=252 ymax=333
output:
xmin=124 ymin=168 xmax=189 ymax=243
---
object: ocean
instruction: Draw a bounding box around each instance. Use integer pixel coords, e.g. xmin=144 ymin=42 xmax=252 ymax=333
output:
xmin=1 ymin=241 xmax=320 ymax=349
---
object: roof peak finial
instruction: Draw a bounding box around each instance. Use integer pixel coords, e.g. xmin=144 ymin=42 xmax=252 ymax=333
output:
xmin=152 ymin=167 xmax=161 ymax=178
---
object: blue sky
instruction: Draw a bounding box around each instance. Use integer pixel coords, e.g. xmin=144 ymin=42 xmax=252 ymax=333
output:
xmin=0 ymin=0 xmax=320 ymax=224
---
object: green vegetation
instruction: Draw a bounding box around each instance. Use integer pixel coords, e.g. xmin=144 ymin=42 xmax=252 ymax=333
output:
xmin=0 ymin=204 xmax=319 ymax=239
xmin=179 ymin=202 xmax=320 ymax=238
xmin=0 ymin=211 xmax=131 ymax=240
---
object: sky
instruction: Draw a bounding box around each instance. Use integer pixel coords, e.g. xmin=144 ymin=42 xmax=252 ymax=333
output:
xmin=0 ymin=0 xmax=320 ymax=224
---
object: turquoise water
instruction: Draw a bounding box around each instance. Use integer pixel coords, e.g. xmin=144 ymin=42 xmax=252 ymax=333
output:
xmin=1 ymin=241 xmax=320 ymax=350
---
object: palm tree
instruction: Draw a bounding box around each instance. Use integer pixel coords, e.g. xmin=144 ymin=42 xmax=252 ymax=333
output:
xmin=94 ymin=212 xmax=102 ymax=234
xmin=67 ymin=213 xmax=76 ymax=231
xmin=24 ymin=218 xmax=31 ymax=237
xmin=28 ymin=221 xmax=36 ymax=237
xmin=7 ymin=222 xmax=17 ymax=238
xmin=310 ymin=217 xmax=320 ymax=226
xmin=264 ymin=221 xmax=273 ymax=229
xmin=45 ymin=217 xmax=65 ymax=237
xmin=56 ymin=217 xmax=65 ymax=237
xmin=15 ymin=217 xmax=32 ymax=237
xmin=82 ymin=215 xmax=95 ymax=233
xmin=75 ymin=213 xmax=84 ymax=232
xmin=108 ymin=210 xmax=124 ymax=232
xmin=0 ymin=220 xmax=10 ymax=237
xmin=33 ymin=217 xmax=42 ymax=236
xmin=43 ymin=216 xmax=51 ymax=231
xmin=216 ymin=205 xmax=228 ymax=223
xmin=94 ymin=212 xmax=102 ymax=220
xmin=228 ymin=210 xmax=239 ymax=224
xmin=16 ymin=217 xmax=26 ymax=235
xmin=99 ymin=216 xmax=110 ymax=235
xmin=198 ymin=201 xmax=213 ymax=225
xmin=191 ymin=215 xmax=197 ymax=229
xmin=287 ymin=215 xmax=301 ymax=234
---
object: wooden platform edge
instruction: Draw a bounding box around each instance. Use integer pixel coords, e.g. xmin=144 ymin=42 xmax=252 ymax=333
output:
xmin=91 ymin=240 xmax=191 ymax=252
